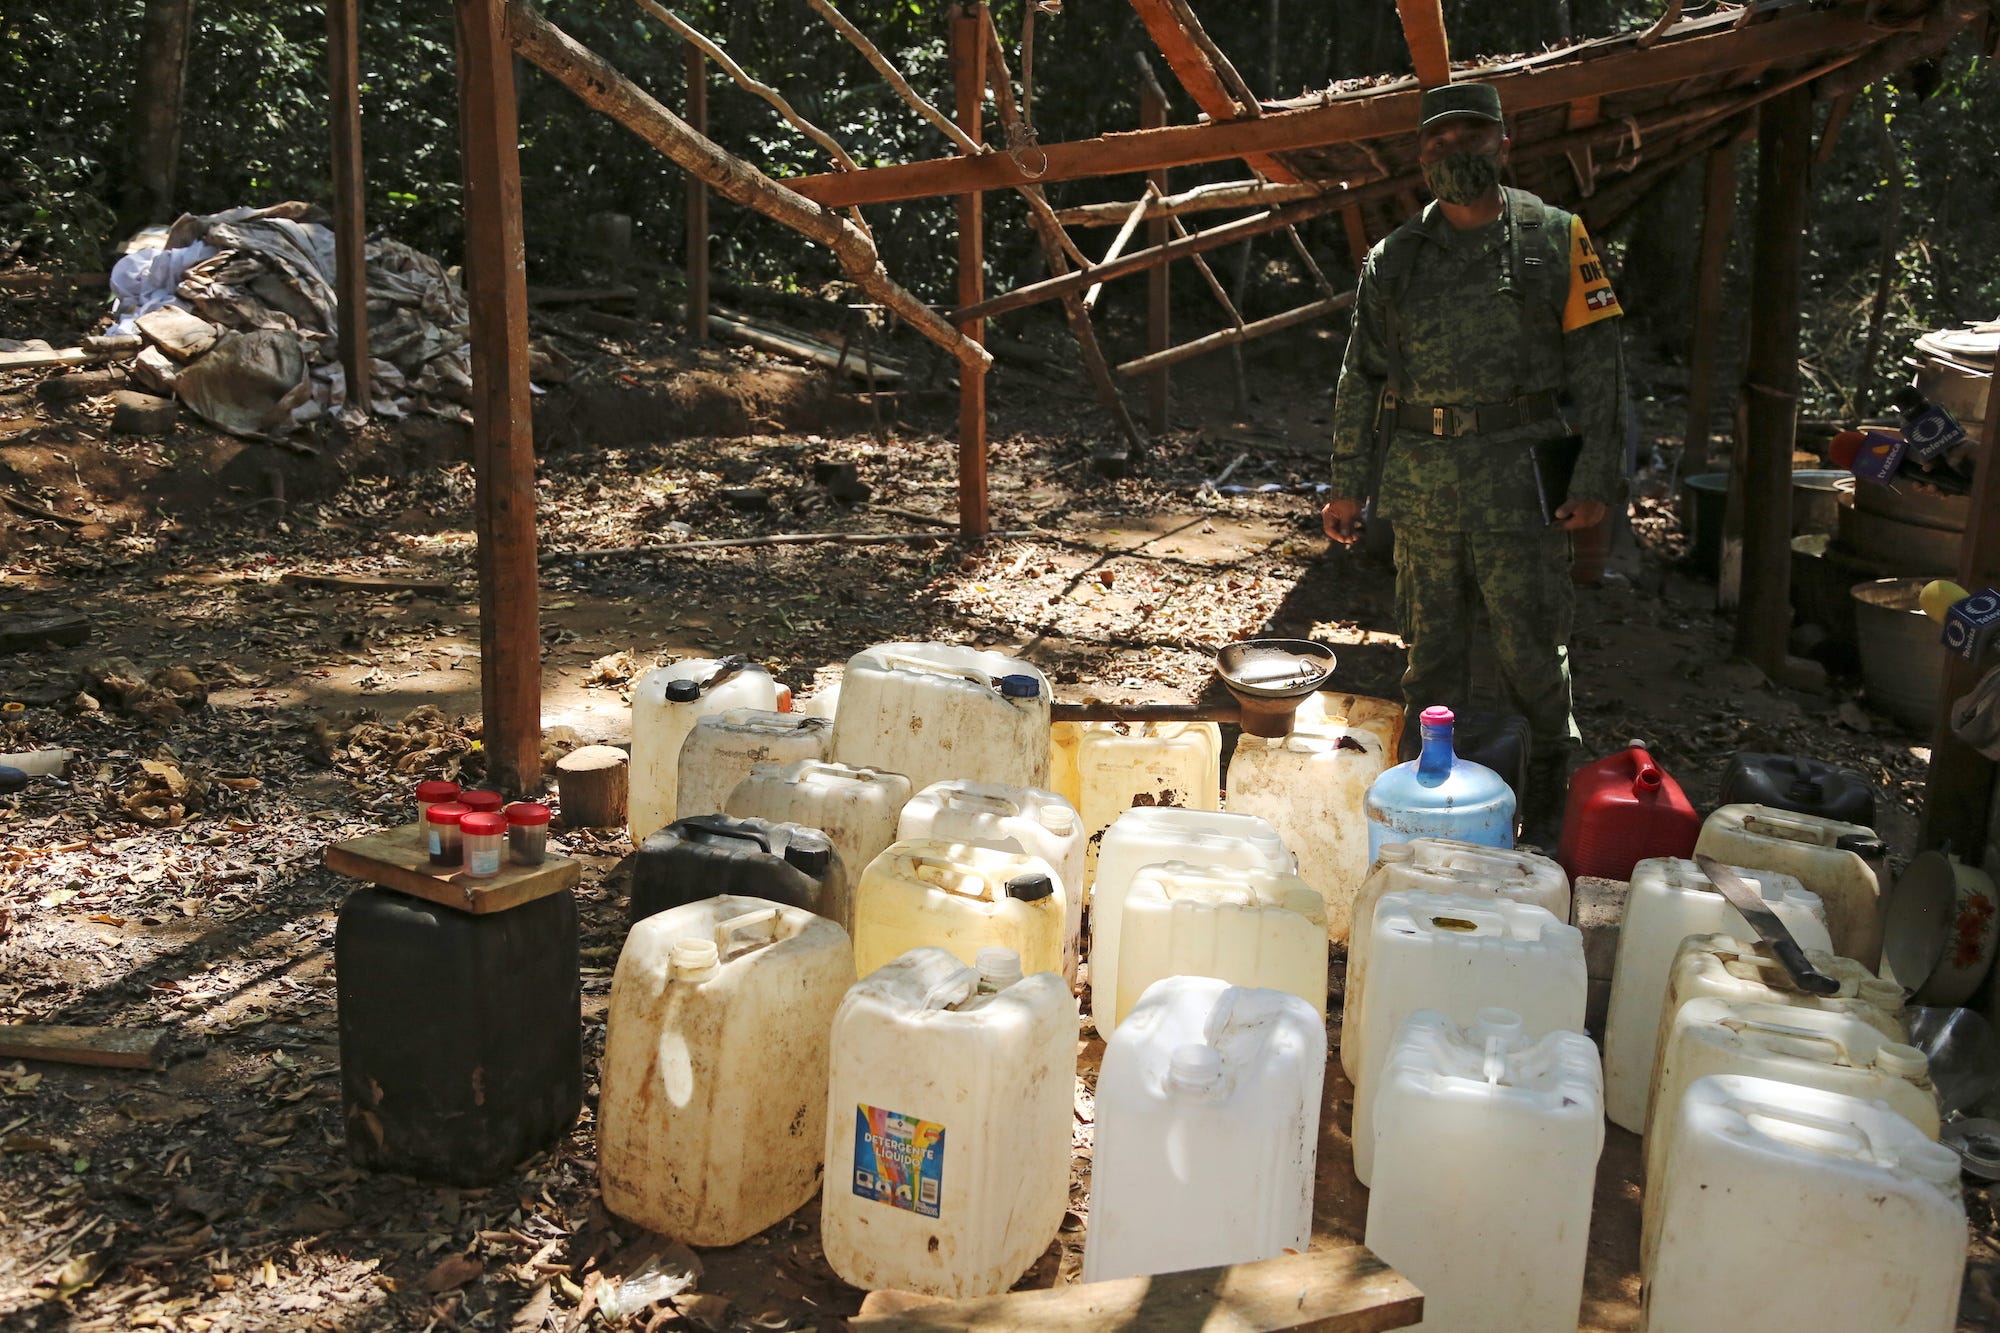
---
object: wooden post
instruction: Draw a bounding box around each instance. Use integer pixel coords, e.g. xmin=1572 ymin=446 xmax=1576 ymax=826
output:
xmin=685 ymin=41 xmax=710 ymax=342
xmin=455 ymin=0 xmax=542 ymax=795
xmin=1732 ymin=88 xmax=1812 ymax=676
xmin=1921 ymin=356 xmax=2000 ymax=854
xmin=952 ymin=4 xmax=989 ymax=539
xmin=1683 ymin=145 xmax=1736 ymax=465
xmin=1141 ymin=69 xmax=1171 ymax=432
xmin=328 ymin=0 xmax=371 ymax=414
xmin=556 ymin=744 xmax=630 ymax=829
xmin=125 ymin=0 xmax=195 ymax=229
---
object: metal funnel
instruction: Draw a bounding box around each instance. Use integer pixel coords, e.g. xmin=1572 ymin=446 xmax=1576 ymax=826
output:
xmin=1214 ymin=639 xmax=1336 ymax=737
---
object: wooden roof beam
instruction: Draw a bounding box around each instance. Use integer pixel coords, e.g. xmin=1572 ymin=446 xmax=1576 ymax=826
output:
xmin=789 ymin=6 xmax=1893 ymax=207
xmin=1396 ymin=0 xmax=1453 ymax=88
xmin=1127 ymin=0 xmax=1299 ymax=182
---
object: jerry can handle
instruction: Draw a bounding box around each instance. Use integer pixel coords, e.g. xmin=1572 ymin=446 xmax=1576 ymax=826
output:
xmin=679 ymin=814 xmax=771 ymax=853
xmin=920 ymin=965 xmax=979 ymax=1011
xmin=714 ymin=907 xmax=784 ymax=958
xmin=1741 ymin=810 xmax=1828 ymax=844
xmin=700 ymin=654 xmax=753 ymax=690
xmin=1717 ymin=1094 xmax=1871 ymax=1157
xmin=1717 ymin=1016 xmax=1849 ymax=1063
xmin=913 ymin=857 xmax=992 ymax=900
xmin=938 ymin=788 xmax=1017 ymax=817
xmin=870 ymin=650 xmax=994 ymax=688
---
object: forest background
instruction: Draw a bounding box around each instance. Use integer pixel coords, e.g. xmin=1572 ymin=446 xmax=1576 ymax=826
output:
xmin=2 ymin=0 xmax=1996 ymax=423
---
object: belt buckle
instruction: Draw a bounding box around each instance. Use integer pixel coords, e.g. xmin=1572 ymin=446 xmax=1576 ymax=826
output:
xmin=1432 ymin=406 xmax=1447 ymax=436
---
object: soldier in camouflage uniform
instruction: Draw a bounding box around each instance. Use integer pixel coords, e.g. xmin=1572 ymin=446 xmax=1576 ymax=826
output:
xmin=1321 ymin=82 xmax=1625 ymax=841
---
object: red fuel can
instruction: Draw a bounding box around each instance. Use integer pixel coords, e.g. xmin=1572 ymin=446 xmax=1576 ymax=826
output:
xmin=1556 ymin=742 xmax=1700 ymax=882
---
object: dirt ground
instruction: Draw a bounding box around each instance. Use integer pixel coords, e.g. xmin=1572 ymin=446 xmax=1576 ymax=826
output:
xmin=1 ymin=303 xmax=1993 ymax=1330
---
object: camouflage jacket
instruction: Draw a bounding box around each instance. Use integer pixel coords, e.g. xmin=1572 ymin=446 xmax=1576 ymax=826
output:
xmin=1328 ymin=187 xmax=1625 ymax=532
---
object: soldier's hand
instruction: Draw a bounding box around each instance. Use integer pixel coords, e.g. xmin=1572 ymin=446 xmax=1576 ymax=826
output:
xmin=1321 ymin=497 xmax=1364 ymax=545
xmin=1553 ymin=498 xmax=1607 ymax=531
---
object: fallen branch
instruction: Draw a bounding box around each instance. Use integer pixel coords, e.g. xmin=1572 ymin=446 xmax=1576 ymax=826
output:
xmin=281 ymin=572 xmax=457 ymax=596
xmin=2 ymin=491 xmax=87 ymax=526
xmin=0 ymin=346 xmax=119 ymax=373
xmin=540 ymin=528 xmax=1039 ymax=564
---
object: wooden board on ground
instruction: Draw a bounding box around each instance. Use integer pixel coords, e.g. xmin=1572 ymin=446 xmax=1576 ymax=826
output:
xmin=281 ymin=572 xmax=457 ymax=596
xmin=0 ymin=346 xmax=117 ymax=373
xmin=324 ymin=825 xmax=580 ymax=914
xmin=0 ymin=1025 xmax=171 ymax=1070
xmin=845 ymin=1245 xmax=1422 ymax=1332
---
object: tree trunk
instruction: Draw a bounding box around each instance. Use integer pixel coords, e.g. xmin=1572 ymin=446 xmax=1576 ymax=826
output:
xmin=1611 ymin=158 xmax=1704 ymax=360
xmin=557 ymin=746 xmax=630 ymax=830
xmin=124 ymin=0 xmax=197 ymax=232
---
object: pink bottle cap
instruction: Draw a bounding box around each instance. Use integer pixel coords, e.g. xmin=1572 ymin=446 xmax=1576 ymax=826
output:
xmin=504 ymin=802 xmax=552 ymax=826
xmin=459 ymin=812 xmax=507 ymax=837
xmin=1420 ymin=706 xmax=1455 ymax=726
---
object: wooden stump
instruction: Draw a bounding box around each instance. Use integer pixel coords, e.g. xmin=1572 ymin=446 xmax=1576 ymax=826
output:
xmin=556 ymin=745 xmax=629 ymax=829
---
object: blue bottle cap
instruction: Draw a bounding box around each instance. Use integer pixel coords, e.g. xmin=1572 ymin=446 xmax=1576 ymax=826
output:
xmin=999 ymin=674 xmax=1041 ymax=699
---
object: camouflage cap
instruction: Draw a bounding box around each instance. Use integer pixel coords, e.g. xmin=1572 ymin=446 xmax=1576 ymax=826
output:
xmin=1418 ymin=82 xmax=1504 ymax=131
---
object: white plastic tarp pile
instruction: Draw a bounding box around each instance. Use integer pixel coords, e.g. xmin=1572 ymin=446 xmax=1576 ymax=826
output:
xmin=106 ymin=202 xmax=472 ymax=438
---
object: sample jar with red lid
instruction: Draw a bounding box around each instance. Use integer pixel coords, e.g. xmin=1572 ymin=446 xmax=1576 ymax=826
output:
xmin=505 ymin=802 xmax=552 ymax=865
xmin=416 ymin=780 xmax=461 ymax=835
xmin=426 ymin=801 xmax=470 ymax=866
xmin=461 ymin=812 xmax=508 ymax=878
xmin=459 ymin=789 xmax=505 ymax=815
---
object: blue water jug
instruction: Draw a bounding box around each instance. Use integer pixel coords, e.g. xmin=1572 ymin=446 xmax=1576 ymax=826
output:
xmin=1364 ymin=706 xmax=1516 ymax=863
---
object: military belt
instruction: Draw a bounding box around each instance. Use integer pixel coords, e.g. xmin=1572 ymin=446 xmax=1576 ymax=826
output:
xmin=1393 ymin=390 xmax=1561 ymax=438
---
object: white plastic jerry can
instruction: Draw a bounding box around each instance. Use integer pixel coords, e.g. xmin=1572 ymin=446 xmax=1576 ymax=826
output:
xmin=1641 ymin=997 xmax=1939 ymax=1273
xmin=1109 ymin=861 xmax=1328 ymax=1032
xmin=821 ymin=947 xmax=1077 ymax=1299
xmin=851 ymin=840 xmax=1068 ymax=981
xmin=629 ymin=656 xmax=779 ymax=846
xmin=1340 ymin=839 xmax=1571 ymax=1080
xmin=674 ymin=709 xmax=832 ymax=822
xmin=725 ymin=759 xmax=913 ymax=936
xmin=1651 ymin=932 xmax=1909 ymax=1113
xmin=1225 ymin=721 xmax=1390 ymax=943
xmin=1291 ymin=690 xmax=1406 ymax=761
xmin=828 ymin=643 xmax=1051 ymax=796
xmin=1349 ymin=891 xmax=1586 ymax=1187
xmin=598 ymin=896 xmax=855 ymax=1247
xmin=1364 ymin=1008 xmax=1604 ymax=1333
xmin=1067 ymin=721 xmax=1223 ymax=882
xmin=1643 ymin=1074 xmax=1966 ymax=1332
xmin=1083 ymin=977 xmax=1325 ymax=1284
xmin=898 ymin=780 xmax=1086 ymax=983
xmin=1693 ymin=803 xmax=1886 ymax=970
xmin=1601 ymin=857 xmax=1832 ymax=1133
xmin=1091 ymin=807 xmax=1297 ymax=1034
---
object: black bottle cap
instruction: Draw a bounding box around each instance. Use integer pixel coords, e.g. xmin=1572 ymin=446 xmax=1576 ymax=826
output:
xmin=664 ymin=678 xmax=701 ymax=702
xmin=998 ymin=674 xmax=1041 ymax=700
xmin=784 ymin=829 xmax=834 ymax=877
xmin=1006 ymin=872 xmax=1054 ymax=902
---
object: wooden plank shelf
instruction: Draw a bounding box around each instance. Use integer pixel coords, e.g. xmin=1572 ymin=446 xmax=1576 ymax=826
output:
xmin=324 ymin=825 xmax=580 ymax=915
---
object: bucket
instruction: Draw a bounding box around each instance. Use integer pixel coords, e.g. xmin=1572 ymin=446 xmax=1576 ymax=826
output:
xmin=1683 ymin=470 xmax=1857 ymax=577
xmin=1850 ymin=578 xmax=1946 ymax=729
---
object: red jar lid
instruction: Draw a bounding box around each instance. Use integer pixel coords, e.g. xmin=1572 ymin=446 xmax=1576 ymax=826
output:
xmin=459 ymin=790 xmax=505 ymax=813
xmin=416 ymin=780 xmax=461 ymax=803
xmin=460 ymin=812 xmax=507 ymax=836
xmin=504 ymin=802 xmax=553 ymax=826
xmin=426 ymin=801 xmax=469 ymax=826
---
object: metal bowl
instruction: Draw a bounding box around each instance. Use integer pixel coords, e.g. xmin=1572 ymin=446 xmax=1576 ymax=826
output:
xmin=1214 ymin=639 xmax=1336 ymax=700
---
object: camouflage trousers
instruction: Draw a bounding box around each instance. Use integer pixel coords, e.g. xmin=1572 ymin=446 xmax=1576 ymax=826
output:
xmin=1393 ymin=524 xmax=1579 ymax=765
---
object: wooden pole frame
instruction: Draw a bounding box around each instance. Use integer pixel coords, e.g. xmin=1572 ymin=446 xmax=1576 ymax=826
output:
xmin=953 ymin=4 xmax=989 ymax=539
xmin=1394 ymin=0 xmax=1453 ymax=88
xmin=328 ymin=0 xmax=370 ymax=412
xmin=685 ymin=41 xmax=710 ymax=342
xmin=455 ymin=0 xmax=543 ymax=795
xmin=1684 ymin=145 xmax=1737 ymax=466
xmin=1733 ymin=88 xmax=1813 ymax=678
xmin=1141 ymin=61 xmax=1172 ymax=433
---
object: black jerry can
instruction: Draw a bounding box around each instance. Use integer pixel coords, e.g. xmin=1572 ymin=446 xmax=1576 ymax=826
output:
xmin=629 ymin=813 xmax=839 ymax=928
xmin=336 ymin=886 xmax=581 ymax=1186
xmin=1457 ymin=710 xmax=1533 ymax=810
xmin=1720 ymin=752 xmax=1877 ymax=827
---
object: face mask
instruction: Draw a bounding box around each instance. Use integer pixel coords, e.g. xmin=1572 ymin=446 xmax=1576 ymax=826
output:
xmin=1422 ymin=150 xmax=1504 ymax=205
